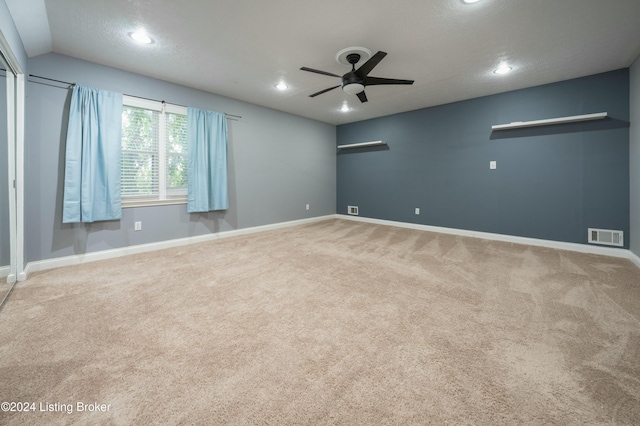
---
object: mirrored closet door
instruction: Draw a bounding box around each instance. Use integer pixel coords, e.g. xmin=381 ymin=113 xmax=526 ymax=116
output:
xmin=1 ymin=49 xmax=17 ymax=305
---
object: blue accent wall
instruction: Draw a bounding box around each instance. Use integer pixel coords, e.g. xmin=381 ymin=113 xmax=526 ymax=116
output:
xmin=337 ymin=70 xmax=630 ymax=248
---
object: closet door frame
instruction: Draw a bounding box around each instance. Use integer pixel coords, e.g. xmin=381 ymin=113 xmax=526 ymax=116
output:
xmin=0 ymin=31 xmax=25 ymax=284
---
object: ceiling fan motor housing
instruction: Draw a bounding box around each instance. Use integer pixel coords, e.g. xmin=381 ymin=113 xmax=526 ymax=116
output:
xmin=342 ymin=53 xmax=365 ymax=94
xmin=342 ymin=73 xmax=365 ymax=94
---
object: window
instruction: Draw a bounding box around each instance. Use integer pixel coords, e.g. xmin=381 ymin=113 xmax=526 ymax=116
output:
xmin=121 ymin=96 xmax=188 ymax=206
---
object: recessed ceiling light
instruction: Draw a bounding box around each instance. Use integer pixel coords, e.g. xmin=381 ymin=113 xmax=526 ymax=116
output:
xmin=130 ymin=31 xmax=153 ymax=44
xmin=340 ymin=104 xmax=350 ymax=113
xmin=494 ymin=63 xmax=512 ymax=75
xmin=275 ymin=81 xmax=288 ymax=90
xmin=462 ymin=0 xmax=481 ymax=3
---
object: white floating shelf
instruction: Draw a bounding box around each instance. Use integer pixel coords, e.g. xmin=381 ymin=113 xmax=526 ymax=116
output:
xmin=491 ymin=112 xmax=607 ymax=130
xmin=337 ymin=140 xmax=387 ymax=149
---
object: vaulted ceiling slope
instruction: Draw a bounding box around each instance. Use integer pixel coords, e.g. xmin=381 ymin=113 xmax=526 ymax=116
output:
xmin=7 ymin=0 xmax=640 ymax=125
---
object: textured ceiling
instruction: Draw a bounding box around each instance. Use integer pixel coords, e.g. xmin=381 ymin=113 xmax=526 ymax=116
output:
xmin=7 ymin=0 xmax=640 ymax=124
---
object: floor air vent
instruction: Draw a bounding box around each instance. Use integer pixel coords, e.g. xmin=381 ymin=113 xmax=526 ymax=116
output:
xmin=588 ymin=228 xmax=623 ymax=247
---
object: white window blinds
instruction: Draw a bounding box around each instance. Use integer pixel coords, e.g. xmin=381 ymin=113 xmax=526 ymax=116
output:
xmin=121 ymin=96 xmax=188 ymax=205
xmin=165 ymin=112 xmax=188 ymax=198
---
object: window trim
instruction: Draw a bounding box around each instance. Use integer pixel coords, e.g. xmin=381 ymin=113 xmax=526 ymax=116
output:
xmin=121 ymin=96 xmax=188 ymax=208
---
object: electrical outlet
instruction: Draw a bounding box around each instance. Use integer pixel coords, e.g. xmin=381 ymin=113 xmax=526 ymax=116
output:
xmin=306 ymin=204 xmax=310 ymax=210
xmin=490 ymin=161 xmax=497 ymax=170
xmin=347 ymin=205 xmax=359 ymax=215
xmin=415 ymin=207 xmax=420 ymax=215
xmin=134 ymin=221 xmax=142 ymax=231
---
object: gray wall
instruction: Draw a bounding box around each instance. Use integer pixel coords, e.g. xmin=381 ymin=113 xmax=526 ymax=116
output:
xmin=0 ymin=71 xmax=8 ymax=267
xmin=26 ymin=53 xmax=336 ymax=263
xmin=337 ymin=70 xmax=630 ymax=248
xmin=0 ymin=0 xmax=28 ymax=72
xmin=631 ymin=58 xmax=640 ymax=257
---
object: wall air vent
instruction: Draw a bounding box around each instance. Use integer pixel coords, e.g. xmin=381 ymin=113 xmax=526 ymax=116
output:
xmin=588 ymin=228 xmax=623 ymax=247
xmin=347 ymin=205 xmax=359 ymax=215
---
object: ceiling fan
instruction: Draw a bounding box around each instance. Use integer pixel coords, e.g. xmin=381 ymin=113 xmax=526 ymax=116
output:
xmin=301 ymin=51 xmax=414 ymax=103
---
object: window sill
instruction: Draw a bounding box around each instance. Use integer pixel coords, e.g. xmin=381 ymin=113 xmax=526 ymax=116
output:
xmin=122 ymin=199 xmax=187 ymax=208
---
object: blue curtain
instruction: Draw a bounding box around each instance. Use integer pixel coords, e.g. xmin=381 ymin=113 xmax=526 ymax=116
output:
xmin=62 ymin=84 xmax=123 ymax=223
xmin=187 ymin=108 xmax=228 ymax=212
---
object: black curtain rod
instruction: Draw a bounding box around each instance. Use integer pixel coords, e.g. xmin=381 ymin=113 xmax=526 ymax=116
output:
xmin=28 ymin=74 xmax=242 ymax=120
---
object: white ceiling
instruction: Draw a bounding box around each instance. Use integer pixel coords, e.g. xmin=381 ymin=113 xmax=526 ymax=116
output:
xmin=7 ymin=0 xmax=640 ymax=125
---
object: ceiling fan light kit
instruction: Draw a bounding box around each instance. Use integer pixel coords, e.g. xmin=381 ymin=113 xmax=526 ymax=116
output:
xmin=342 ymin=83 xmax=364 ymax=95
xmin=301 ymin=48 xmax=414 ymax=103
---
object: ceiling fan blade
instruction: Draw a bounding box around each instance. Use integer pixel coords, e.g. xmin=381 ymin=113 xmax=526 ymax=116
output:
xmin=356 ymin=91 xmax=368 ymax=103
xmin=366 ymin=77 xmax=415 ymax=86
xmin=355 ymin=51 xmax=387 ymax=78
xmin=309 ymin=85 xmax=341 ymax=97
xmin=300 ymin=67 xmax=342 ymax=78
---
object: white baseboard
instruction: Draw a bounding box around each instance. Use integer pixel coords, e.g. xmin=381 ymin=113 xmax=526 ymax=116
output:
xmin=20 ymin=214 xmax=640 ymax=278
xmin=23 ymin=215 xmax=336 ymax=278
xmin=1 ymin=266 xmax=16 ymax=284
xmin=336 ymin=214 xmax=634 ymax=261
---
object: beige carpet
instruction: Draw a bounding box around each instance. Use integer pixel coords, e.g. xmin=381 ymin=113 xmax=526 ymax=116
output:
xmin=1 ymin=219 xmax=639 ymax=425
